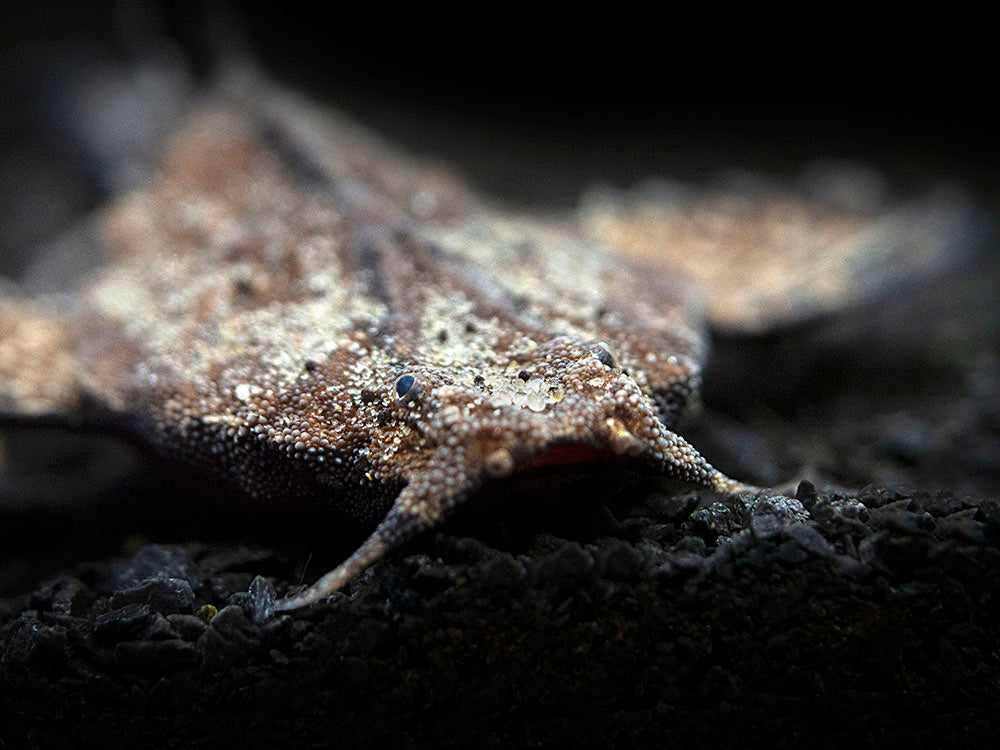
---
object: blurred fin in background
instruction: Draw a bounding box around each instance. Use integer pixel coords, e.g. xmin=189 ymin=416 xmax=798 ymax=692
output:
xmin=578 ymin=162 xmax=988 ymax=334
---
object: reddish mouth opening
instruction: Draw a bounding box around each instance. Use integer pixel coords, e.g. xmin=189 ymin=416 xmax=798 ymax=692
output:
xmin=518 ymin=444 xmax=630 ymax=471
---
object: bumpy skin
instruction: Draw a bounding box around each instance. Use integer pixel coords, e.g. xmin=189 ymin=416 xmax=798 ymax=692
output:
xmin=0 ymin=78 xmax=744 ymax=611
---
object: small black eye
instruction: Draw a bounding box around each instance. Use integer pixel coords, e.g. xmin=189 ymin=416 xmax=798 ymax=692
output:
xmin=394 ymin=374 xmax=418 ymax=400
xmin=589 ymin=341 xmax=617 ymax=369
xmin=233 ymin=277 xmax=254 ymax=297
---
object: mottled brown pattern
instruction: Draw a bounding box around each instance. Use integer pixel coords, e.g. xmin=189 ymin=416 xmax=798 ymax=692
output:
xmin=0 ymin=77 xmax=748 ymax=611
xmin=0 ymin=299 xmax=79 ymax=415
xmin=580 ymin=172 xmax=974 ymax=332
xmin=0 ymin=76 xmax=973 ymax=612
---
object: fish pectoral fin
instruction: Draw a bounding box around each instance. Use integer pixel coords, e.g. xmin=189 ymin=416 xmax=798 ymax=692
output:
xmin=273 ymin=486 xmax=448 ymax=612
xmin=654 ymin=427 xmax=757 ymax=495
xmin=0 ymin=297 xmax=83 ymax=421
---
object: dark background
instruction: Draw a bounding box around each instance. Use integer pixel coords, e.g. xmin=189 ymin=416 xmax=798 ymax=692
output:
xmin=2 ymin=0 xmax=998 ymax=275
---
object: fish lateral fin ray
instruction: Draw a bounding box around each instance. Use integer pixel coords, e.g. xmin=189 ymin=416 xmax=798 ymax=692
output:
xmin=655 ymin=427 xmax=757 ymax=495
xmin=273 ymin=488 xmax=445 ymax=612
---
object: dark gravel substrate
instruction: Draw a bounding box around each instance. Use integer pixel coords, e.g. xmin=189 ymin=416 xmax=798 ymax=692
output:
xmin=2 ymin=480 xmax=998 ymax=748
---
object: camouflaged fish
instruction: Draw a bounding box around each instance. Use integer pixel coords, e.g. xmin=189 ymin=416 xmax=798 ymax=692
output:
xmin=0 ymin=73 xmax=976 ymax=611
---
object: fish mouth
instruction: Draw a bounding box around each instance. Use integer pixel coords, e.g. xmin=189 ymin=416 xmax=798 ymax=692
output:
xmin=515 ymin=443 xmax=639 ymax=472
xmin=498 ymin=413 xmax=657 ymax=479
xmin=452 ymin=441 xmax=657 ymax=541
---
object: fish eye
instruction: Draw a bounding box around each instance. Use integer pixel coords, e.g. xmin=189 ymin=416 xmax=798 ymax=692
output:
xmin=394 ymin=374 xmax=419 ymax=401
xmin=589 ymin=341 xmax=617 ymax=369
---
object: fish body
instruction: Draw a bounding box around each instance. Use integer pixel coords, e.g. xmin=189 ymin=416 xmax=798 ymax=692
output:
xmin=0 ymin=74 xmax=975 ymax=611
